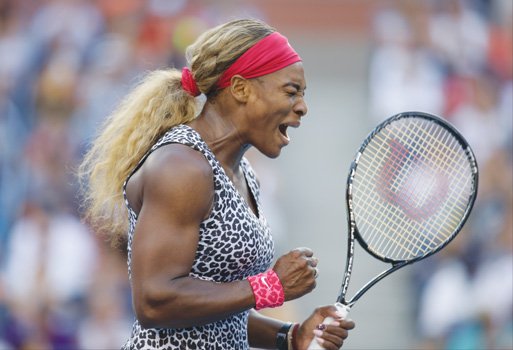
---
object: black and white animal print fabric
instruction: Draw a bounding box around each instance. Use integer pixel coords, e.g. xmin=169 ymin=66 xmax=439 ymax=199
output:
xmin=122 ymin=125 xmax=274 ymax=349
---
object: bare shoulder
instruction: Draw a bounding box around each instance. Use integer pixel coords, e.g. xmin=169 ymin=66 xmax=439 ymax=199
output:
xmin=144 ymin=143 xmax=213 ymax=182
xmin=141 ymin=143 xmax=214 ymax=220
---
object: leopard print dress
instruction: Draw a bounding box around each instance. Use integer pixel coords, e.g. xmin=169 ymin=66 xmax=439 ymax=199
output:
xmin=121 ymin=125 xmax=274 ymax=349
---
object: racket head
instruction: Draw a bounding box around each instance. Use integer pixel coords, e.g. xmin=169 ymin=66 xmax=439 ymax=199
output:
xmin=347 ymin=111 xmax=478 ymax=264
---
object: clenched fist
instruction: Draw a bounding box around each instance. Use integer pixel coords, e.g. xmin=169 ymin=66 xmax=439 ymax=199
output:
xmin=273 ymin=247 xmax=319 ymax=301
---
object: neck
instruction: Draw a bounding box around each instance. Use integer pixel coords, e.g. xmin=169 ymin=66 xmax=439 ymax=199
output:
xmin=189 ymin=100 xmax=250 ymax=173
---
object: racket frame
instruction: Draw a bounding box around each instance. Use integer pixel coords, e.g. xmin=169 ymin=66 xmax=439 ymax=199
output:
xmin=336 ymin=111 xmax=479 ymax=307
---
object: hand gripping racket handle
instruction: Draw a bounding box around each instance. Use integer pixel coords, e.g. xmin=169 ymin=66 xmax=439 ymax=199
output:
xmin=307 ymin=303 xmax=351 ymax=349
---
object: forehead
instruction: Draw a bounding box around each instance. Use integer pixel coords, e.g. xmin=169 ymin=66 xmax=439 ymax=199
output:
xmin=260 ymin=62 xmax=306 ymax=88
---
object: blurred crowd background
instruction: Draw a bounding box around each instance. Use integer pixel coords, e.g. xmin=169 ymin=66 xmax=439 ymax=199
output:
xmin=0 ymin=0 xmax=511 ymax=349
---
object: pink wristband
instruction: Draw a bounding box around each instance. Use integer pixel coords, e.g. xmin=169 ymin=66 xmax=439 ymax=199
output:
xmin=247 ymin=270 xmax=285 ymax=310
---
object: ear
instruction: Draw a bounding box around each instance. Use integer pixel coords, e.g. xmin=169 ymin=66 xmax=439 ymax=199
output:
xmin=229 ymin=75 xmax=251 ymax=103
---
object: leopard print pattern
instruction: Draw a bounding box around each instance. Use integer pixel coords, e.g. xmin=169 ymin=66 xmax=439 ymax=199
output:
xmin=122 ymin=125 xmax=274 ymax=349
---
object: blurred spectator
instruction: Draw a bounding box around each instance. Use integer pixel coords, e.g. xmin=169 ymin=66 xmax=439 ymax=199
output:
xmin=77 ymin=242 xmax=132 ymax=349
xmin=0 ymin=0 xmax=33 ymax=253
xmin=69 ymin=33 xmax=135 ymax=150
xmin=1 ymin=199 xmax=97 ymax=348
xmin=368 ymin=3 xmax=445 ymax=121
xmin=428 ymin=0 xmax=489 ymax=76
xmin=450 ymin=72 xmax=504 ymax=166
xmin=28 ymin=0 xmax=103 ymax=58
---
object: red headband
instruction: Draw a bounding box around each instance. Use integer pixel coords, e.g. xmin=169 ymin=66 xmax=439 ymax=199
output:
xmin=216 ymin=32 xmax=301 ymax=89
xmin=180 ymin=32 xmax=301 ymax=96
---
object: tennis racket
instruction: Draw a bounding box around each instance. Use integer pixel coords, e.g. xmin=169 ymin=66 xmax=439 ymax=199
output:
xmin=308 ymin=111 xmax=478 ymax=349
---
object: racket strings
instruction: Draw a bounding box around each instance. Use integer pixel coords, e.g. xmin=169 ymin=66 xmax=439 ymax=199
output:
xmin=372 ymin=123 xmax=468 ymax=246
xmin=352 ymin=118 xmax=474 ymax=261
xmin=354 ymin=182 xmax=440 ymax=258
xmin=359 ymin=153 xmax=452 ymax=254
xmin=383 ymin=122 xmax=472 ymax=221
xmin=364 ymin=130 xmax=468 ymax=253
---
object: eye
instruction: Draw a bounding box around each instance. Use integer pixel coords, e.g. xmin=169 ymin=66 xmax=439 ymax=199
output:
xmin=284 ymin=83 xmax=305 ymax=97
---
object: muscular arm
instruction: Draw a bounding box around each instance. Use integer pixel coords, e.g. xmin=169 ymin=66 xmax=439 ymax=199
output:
xmin=129 ymin=145 xmax=255 ymax=329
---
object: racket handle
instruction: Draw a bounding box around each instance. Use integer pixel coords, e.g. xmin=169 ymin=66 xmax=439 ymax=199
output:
xmin=306 ymin=303 xmax=351 ymax=350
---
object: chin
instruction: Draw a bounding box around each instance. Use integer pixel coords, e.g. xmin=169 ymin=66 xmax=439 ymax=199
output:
xmin=266 ymin=146 xmax=285 ymax=159
xmin=254 ymin=138 xmax=287 ymax=158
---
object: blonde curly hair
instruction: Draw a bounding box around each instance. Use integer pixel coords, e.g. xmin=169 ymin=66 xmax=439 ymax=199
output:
xmin=78 ymin=19 xmax=275 ymax=247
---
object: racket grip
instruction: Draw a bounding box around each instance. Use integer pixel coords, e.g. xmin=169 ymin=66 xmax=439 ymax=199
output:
xmin=306 ymin=303 xmax=351 ymax=350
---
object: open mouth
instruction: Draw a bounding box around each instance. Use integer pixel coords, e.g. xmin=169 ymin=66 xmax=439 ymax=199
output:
xmin=279 ymin=124 xmax=289 ymax=141
xmin=278 ymin=122 xmax=300 ymax=143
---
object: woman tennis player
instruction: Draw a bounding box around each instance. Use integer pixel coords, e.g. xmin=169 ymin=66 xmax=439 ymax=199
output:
xmin=79 ymin=19 xmax=355 ymax=349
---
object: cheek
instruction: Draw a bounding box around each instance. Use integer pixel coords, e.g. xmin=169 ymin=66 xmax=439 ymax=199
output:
xmin=267 ymin=101 xmax=293 ymax=119
xmin=251 ymin=96 xmax=291 ymax=125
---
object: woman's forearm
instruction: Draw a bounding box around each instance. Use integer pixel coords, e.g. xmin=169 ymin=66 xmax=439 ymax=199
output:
xmin=248 ymin=309 xmax=290 ymax=349
xmin=134 ymin=276 xmax=255 ymax=329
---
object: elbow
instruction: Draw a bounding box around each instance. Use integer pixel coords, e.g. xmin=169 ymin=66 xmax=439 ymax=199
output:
xmin=134 ymin=288 xmax=177 ymax=329
xmin=135 ymin=303 xmax=159 ymax=329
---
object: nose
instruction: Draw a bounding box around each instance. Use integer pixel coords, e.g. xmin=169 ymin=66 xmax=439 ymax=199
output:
xmin=294 ymin=98 xmax=308 ymax=117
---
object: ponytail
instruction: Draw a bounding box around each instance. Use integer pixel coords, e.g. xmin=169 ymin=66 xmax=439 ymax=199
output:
xmin=78 ymin=68 xmax=198 ymax=247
